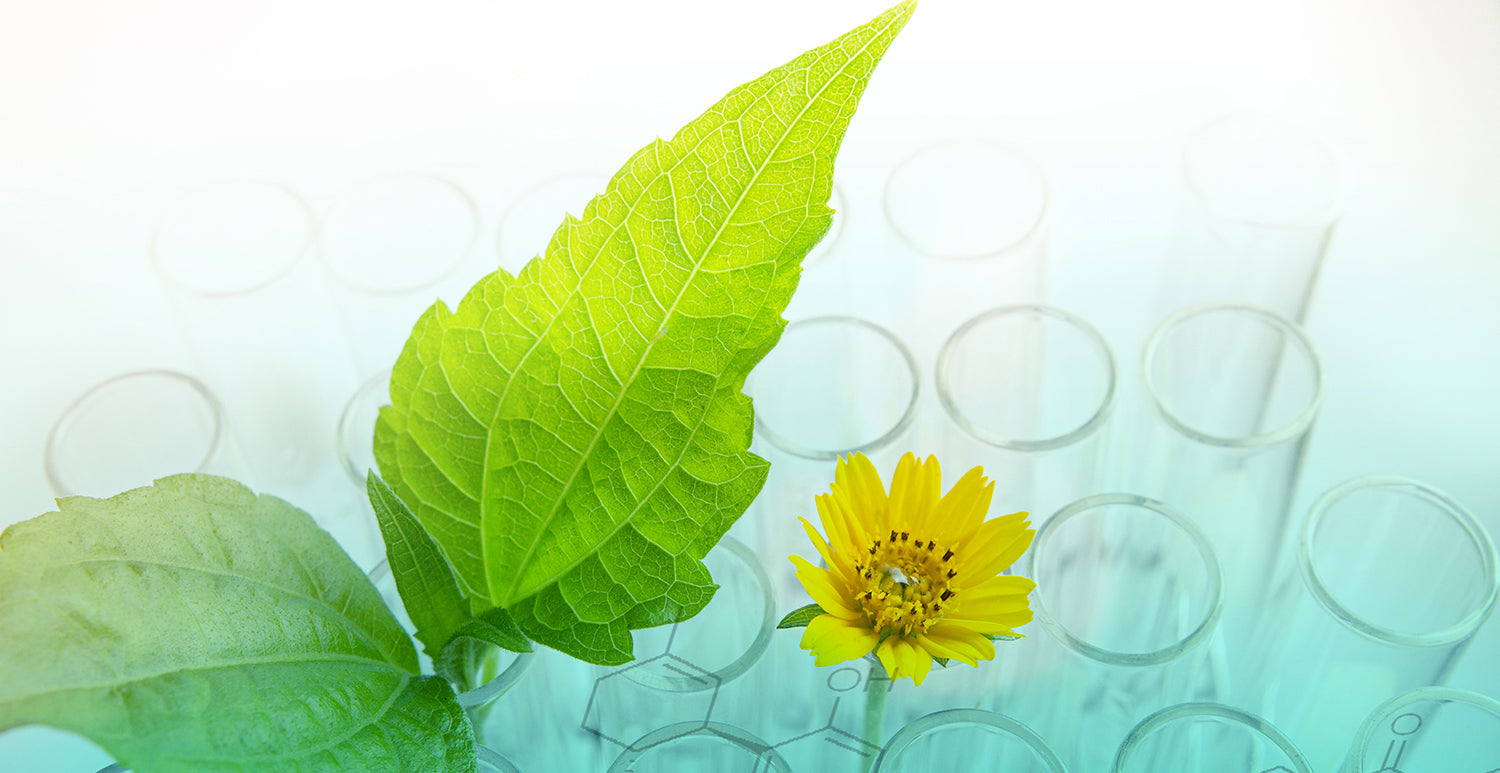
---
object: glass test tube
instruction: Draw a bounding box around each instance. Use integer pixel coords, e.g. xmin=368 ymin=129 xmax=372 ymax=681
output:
xmin=1160 ymin=114 xmax=1342 ymax=323
xmin=1256 ymin=477 xmax=1499 ymax=772
xmin=1340 ymin=686 xmax=1500 ymax=773
xmin=44 ymin=369 xmax=243 ymax=498
xmin=874 ymin=709 xmax=1068 ymax=773
xmin=880 ymin=139 xmax=1049 ymax=359
xmin=1003 ymin=493 xmax=1224 ymax=773
xmin=933 ymin=305 xmax=1117 ymax=522
xmin=1133 ymin=303 xmax=1321 ymax=670
xmin=1112 ymin=703 xmax=1313 ymax=773
xmin=317 ymin=173 xmax=482 ymax=378
xmin=151 ymin=180 xmax=359 ymax=532
xmin=605 ymin=721 xmax=790 ymax=772
xmin=585 ymin=538 xmax=775 ymax=754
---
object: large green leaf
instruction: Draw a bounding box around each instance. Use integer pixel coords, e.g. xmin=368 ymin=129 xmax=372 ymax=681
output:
xmin=374 ymin=2 xmax=914 ymax=665
xmin=0 ymin=475 xmax=476 ymax=773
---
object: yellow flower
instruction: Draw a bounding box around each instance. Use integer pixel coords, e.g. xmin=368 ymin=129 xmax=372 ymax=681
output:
xmin=791 ymin=452 xmax=1036 ymax=686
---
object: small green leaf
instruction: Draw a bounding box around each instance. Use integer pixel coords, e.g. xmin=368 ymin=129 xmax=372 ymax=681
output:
xmin=434 ymin=609 xmax=533 ymax=691
xmin=375 ymin=0 xmax=916 ymax=666
xmin=368 ymin=472 xmax=489 ymax=661
xmin=988 ymin=633 xmax=1025 ymax=642
xmin=0 ymin=475 xmax=476 ymax=773
xmin=777 ymin=603 xmax=827 ymax=630
xmin=933 ymin=656 xmax=951 ymax=668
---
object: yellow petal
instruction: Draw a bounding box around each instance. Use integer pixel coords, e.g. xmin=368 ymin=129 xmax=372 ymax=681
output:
xmin=926 ymin=622 xmax=997 ymax=663
xmin=816 ymin=491 xmax=865 ymax=558
xmin=914 ymin=631 xmax=982 ymax=667
xmin=959 ymin=516 xmax=1035 ymax=579
xmin=801 ymin=614 xmax=880 ymax=666
xmin=931 ymin=465 xmax=994 ymax=545
xmin=833 ymin=452 xmax=889 ymax=531
xmin=790 ymin=555 xmax=860 ymax=619
xmin=798 ymin=516 xmax=836 ymax=566
xmin=799 ymin=516 xmax=856 ymax=581
xmin=889 ymin=453 xmax=941 ymax=536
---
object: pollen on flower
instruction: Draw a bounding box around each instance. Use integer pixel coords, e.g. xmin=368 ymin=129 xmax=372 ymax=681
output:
xmin=852 ymin=532 xmax=958 ymax=637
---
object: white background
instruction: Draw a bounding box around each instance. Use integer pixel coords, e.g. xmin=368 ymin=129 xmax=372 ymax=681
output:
xmin=2 ymin=0 xmax=1497 ymax=767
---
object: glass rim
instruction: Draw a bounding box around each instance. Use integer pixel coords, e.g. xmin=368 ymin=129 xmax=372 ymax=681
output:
xmin=1299 ymin=476 xmax=1500 ymax=647
xmin=1027 ymin=493 xmax=1224 ymax=667
xmin=1345 ymin=685 xmax=1500 ymax=765
xmin=495 ymin=170 xmax=611 ymax=266
xmin=1142 ymin=302 xmax=1323 ymax=449
xmin=316 ymin=172 xmax=480 ymax=296
xmin=366 ymin=559 xmax=536 ymax=707
xmin=622 ymin=536 xmax=775 ymax=693
xmin=476 ymin=745 xmax=520 ymax=773
xmin=606 ymin=720 xmax=789 ymax=772
xmin=752 ymin=315 xmax=920 ymax=461
xmin=1112 ymin=702 xmax=1312 ymax=773
xmin=1182 ymin=113 xmax=1346 ymax=229
xmin=882 ymin=137 xmax=1050 ymax=261
xmin=150 ymin=179 xmax=314 ymax=298
xmin=873 ymin=708 xmax=1066 ymax=773
xmin=936 ymin=304 xmax=1117 ymax=452
xmin=337 ymin=368 xmax=392 ymax=488
xmin=44 ymin=369 xmax=224 ymax=498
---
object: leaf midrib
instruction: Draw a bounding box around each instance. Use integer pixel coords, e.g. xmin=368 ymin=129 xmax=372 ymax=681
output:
xmin=501 ymin=19 xmax=898 ymax=605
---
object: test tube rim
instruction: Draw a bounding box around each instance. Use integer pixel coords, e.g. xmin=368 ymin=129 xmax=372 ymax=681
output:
xmin=619 ymin=536 xmax=776 ymax=693
xmin=1111 ymin=701 xmax=1313 ymax=773
xmin=495 ymin=170 xmax=612 ymax=269
xmin=475 ymin=744 xmax=521 ymax=773
xmin=150 ymin=179 xmax=315 ymax=299
xmin=1299 ymin=476 xmax=1500 ymax=648
xmin=316 ymin=172 xmax=481 ymax=297
xmin=44 ymin=368 xmax=225 ymax=498
xmin=605 ymin=720 xmax=790 ymax=772
xmin=872 ymin=708 xmax=1068 ymax=773
xmin=936 ymin=304 xmax=1117 ymax=452
xmin=882 ymin=137 xmax=1050 ymax=261
xmin=1142 ymin=301 xmax=1323 ymax=449
xmin=750 ymin=315 xmax=920 ymax=461
xmin=1182 ymin=113 xmax=1346 ymax=230
xmin=336 ymin=367 xmax=392 ymax=488
xmin=365 ymin=559 xmax=537 ymax=709
xmin=1343 ymin=684 xmax=1500 ymax=771
xmin=1027 ymin=492 xmax=1225 ymax=667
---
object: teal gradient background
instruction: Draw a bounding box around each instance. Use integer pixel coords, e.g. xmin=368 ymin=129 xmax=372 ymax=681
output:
xmin=2 ymin=0 xmax=1497 ymax=769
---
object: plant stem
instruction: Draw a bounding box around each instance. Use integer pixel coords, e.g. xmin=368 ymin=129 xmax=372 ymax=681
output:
xmin=863 ymin=660 xmax=890 ymax=772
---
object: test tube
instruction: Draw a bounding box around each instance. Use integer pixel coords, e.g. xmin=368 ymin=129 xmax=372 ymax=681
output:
xmin=1256 ymin=477 xmax=1499 ymax=772
xmin=1112 ymin=703 xmax=1313 ymax=773
xmin=151 ymin=180 xmax=358 ymax=528
xmin=1133 ymin=303 xmax=1321 ymax=667
xmin=739 ymin=316 xmax=920 ymax=604
xmin=874 ymin=709 xmax=1068 ymax=773
xmin=585 ymin=538 xmax=776 ymax=752
xmin=880 ymin=140 xmax=1049 ymax=357
xmin=933 ymin=305 xmax=1116 ymax=521
xmin=336 ymin=367 xmax=392 ymax=489
xmin=317 ymin=173 xmax=482 ymax=378
xmin=44 ymin=369 xmax=242 ymax=498
xmin=1003 ymin=493 xmax=1224 ymax=772
xmin=605 ymin=722 xmax=790 ymax=772
xmin=1160 ymin=114 xmax=1342 ymax=323
xmin=1340 ymin=686 xmax=1500 ymax=773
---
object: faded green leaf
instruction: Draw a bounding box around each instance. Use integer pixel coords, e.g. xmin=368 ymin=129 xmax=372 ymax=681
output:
xmin=776 ymin=603 xmax=826 ymax=630
xmin=0 ymin=475 xmax=476 ymax=773
xmin=375 ymin=2 xmax=915 ymax=665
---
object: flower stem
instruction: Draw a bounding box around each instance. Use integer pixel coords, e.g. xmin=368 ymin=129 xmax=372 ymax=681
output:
xmin=862 ymin=661 xmax=890 ymax=772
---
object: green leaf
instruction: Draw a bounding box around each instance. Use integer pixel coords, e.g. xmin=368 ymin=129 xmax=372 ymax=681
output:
xmin=368 ymin=472 xmax=490 ymax=662
xmin=0 ymin=475 xmax=476 ymax=773
xmin=776 ymin=603 xmax=827 ymax=630
xmin=434 ymin=609 xmax=532 ymax=692
xmin=375 ymin=0 xmax=916 ymax=666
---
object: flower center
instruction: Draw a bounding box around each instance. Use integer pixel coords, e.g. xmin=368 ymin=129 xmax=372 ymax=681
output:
xmin=852 ymin=529 xmax=958 ymax=637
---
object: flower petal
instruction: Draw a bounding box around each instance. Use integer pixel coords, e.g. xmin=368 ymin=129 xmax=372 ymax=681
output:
xmin=932 ymin=465 xmax=994 ymax=545
xmin=959 ymin=515 xmax=1035 ymax=579
xmin=889 ymin=453 xmax=941 ymax=536
xmin=800 ymin=614 xmax=880 ymax=667
xmin=926 ymin=622 xmax=997 ymax=664
xmin=790 ymin=555 xmax=860 ymax=619
xmin=914 ymin=631 xmax=982 ymax=667
xmin=833 ymin=452 xmax=888 ymax=531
